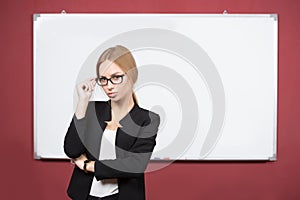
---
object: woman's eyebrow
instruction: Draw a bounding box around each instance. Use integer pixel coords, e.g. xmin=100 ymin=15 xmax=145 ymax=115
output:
xmin=110 ymin=72 xmax=124 ymax=76
xmin=100 ymin=72 xmax=123 ymax=78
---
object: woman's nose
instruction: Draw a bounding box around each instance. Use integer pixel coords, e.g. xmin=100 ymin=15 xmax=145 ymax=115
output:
xmin=107 ymin=81 xmax=114 ymax=89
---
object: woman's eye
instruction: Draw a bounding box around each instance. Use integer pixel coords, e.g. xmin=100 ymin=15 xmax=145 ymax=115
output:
xmin=112 ymin=76 xmax=120 ymax=80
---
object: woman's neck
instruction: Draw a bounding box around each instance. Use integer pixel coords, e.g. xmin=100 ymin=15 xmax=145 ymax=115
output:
xmin=110 ymin=95 xmax=134 ymax=124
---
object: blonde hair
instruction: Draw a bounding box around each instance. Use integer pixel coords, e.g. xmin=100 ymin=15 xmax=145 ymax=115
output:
xmin=96 ymin=45 xmax=138 ymax=104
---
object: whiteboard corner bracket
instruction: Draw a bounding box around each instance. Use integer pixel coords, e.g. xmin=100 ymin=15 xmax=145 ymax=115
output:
xmin=269 ymin=154 xmax=277 ymax=161
xmin=34 ymin=152 xmax=41 ymax=160
xmin=33 ymin=14 xmax=41 ymax=21
xmin=270 ymin=14 xmax=278 ymax=21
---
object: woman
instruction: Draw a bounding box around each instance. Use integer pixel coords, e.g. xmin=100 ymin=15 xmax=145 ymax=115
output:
xmin=64 ymin=45 xmax=160 ymax=200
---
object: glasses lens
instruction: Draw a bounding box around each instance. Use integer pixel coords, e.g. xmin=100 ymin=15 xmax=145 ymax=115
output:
xmin=97 ymin=75 xmax=124 ymax=86
xmin=111 ymin=75 xmax=123 ymax=84
xmin=97 ymin=77 xmax=107 ymax=86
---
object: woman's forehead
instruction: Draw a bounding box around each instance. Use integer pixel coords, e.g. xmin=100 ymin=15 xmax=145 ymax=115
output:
xmin=99 ymin=60 xmax=124 ymax=76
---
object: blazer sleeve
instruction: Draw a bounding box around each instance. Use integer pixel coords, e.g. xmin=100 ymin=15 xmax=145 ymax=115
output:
xmin=94 ymin=113 xmax=160 ymax=180
xmin=63 ymin=102 xmax=95 ymax=159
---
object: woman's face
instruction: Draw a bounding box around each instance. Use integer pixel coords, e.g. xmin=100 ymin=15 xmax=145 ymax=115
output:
xmin=98 ymin=60 xmax=133 ymax=103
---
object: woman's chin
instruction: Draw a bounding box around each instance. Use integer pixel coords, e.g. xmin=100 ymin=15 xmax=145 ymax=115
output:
xmin=109 ymin=96 xmax=119 ymax=102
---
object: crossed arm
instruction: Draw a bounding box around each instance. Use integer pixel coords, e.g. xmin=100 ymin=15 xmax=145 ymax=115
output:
xmin=64 ymin=101 xmax=160 ymax=179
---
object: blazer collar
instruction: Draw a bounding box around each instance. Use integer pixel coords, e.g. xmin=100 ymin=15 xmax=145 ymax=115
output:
xmin=97 ymin=100 xmax=140 ymax=126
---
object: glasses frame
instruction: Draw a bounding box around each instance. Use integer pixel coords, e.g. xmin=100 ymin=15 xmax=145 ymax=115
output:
xmin=96 ymin=74 xmax=126 ymax=86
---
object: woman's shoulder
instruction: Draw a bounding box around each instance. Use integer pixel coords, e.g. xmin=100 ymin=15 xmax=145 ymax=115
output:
xmin=134 ymin=105 xmax=160 ymax=126
xmin=93 ymin=100 xmax=109 ymax=105
xmin=137 ymin=106 xmax=159 ymax=117
xmin=84 ymin=100 xmax=110 ymax=116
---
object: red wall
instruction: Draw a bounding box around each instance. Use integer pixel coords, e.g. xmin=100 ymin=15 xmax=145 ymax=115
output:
xmin=1 ymin=0 xmax=299 ymax=199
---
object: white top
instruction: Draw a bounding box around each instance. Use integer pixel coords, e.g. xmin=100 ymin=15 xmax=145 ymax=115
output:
xmin=89 ymin=129 xmax=119 ymax=198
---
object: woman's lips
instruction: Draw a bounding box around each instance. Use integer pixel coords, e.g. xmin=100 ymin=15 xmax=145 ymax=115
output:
xmin=107 ymin=92 xmax=117 ymax=97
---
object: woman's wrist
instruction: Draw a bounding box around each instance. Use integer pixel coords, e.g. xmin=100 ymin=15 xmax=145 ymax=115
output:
xmin=78 ymin=97 xmax=90 ymax=103
xmin=83 ymin=159 xmax=91 ymax=173
xmin=75 ymin=99 xmax=89 ymax=119
xmin=86 ymin=161 xmax=95 ymax=173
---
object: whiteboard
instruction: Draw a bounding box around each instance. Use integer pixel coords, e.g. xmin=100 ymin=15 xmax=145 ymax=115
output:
xmin=34 ymin=13 xmax=278 ymax=161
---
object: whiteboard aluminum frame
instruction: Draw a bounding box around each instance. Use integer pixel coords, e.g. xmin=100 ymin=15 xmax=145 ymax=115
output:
xmin=33 ymin=13 xmax=278 ymax=160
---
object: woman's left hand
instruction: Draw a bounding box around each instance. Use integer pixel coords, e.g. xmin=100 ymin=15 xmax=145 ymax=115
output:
xmin=72 ymin=154 xmax=88 ymax=170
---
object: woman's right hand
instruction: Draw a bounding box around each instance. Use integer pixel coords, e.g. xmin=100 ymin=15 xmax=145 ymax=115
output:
xmin=76 ymin=78 xmax=96 ymax=101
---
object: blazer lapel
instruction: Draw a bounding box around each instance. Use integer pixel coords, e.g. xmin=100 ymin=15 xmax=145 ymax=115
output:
xmin=84 ymin=101 xmax=111 ymax=159
xmin=92 ymin=101 xmax=141 ymax=157
xmin=117 ymin=103 xmax=141 ymax=151
xmin=95 ymin=101 xmax=111 ymax=130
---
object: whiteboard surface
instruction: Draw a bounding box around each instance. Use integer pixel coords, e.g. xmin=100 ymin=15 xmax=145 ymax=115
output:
xmin=34 ymin=14 xmax=277 ymax=160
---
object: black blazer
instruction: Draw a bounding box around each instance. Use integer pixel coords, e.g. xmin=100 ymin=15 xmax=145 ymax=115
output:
xmin=64 ymin=101 xmax=160 ymax=200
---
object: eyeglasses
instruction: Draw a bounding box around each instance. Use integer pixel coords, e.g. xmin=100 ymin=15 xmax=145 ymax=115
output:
xmin=96 ymin=74 xmax=126 ymax=86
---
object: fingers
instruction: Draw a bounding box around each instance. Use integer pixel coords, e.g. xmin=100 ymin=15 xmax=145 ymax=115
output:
xmin=81 ymin=78 xmax=96 ymax=92
xmin=87 ymin=77 xmax=96 ymax=90
xmin=80 ymin=153 xmax=87 ymax=160
xmin=87 ymin=81 xmax=93 ymax=92
xmin=91 ymin=78 xmax=96 ymax=86
xmin=76 ymin=77 xmax=97 ymax=100
xmin=81 ymin=82 xmax=88 ymax=91
xmin=91 ymin=78 xmax=96 ymax=87
xmin=70 ymin=155 xmax=89 ymax=171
